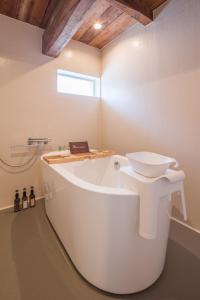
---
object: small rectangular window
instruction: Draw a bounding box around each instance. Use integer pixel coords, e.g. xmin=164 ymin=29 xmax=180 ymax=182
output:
xmin=57 ymin=69 xmax=100 ymax=97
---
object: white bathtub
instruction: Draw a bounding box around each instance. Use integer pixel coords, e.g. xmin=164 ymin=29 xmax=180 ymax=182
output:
xmin=41 ymin=153 xmax=171 ymax=294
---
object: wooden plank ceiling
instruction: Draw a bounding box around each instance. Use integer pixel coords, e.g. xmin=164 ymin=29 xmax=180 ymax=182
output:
xmin=0 ymin=0 xmax=167 ymax=56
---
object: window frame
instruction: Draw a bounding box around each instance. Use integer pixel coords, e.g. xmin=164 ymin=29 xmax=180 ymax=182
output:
xmin=57 ymin=69 xmax=100 ymax=98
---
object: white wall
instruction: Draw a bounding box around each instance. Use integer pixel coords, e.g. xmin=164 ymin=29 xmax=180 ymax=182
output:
xmin=101 ymin=0 xmax=200 ymax=230
xmin=0 ymin=14 xmax=101 ymax=208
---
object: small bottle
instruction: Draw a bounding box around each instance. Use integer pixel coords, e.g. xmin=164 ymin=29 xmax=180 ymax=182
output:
xmin=22 ymin=188 xmax=28 ymax=209
xmin=29 ymin=186 xmax=36 ymax=208
xmin=14 ymin=190 xmax=20 ymax=212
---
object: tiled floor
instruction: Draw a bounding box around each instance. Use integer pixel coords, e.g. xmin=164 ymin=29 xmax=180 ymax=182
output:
xmin=0 ymin=199 xmax=199 ymax=300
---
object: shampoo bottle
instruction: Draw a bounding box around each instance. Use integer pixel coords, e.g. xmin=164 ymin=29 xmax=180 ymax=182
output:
xmin=22 ymin=188 xmax=28 ymax=209
xmin=14 ymin=190 xmax=20 ymax=212
xmin=29 ymin=186 xmax=36 ymax=208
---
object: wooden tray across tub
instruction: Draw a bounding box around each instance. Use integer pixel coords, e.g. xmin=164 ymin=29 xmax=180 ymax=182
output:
xmin=43 ymin=150 xmax=115 ymax=164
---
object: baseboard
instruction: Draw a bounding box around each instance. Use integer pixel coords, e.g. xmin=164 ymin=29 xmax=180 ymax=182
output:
xmin=0 ymin=196 xmax=44 ymax=211
xmin=0 ymin=204 xmax=13 ymax=211
xmin=171 ymin=217 xmax=200 ymax=235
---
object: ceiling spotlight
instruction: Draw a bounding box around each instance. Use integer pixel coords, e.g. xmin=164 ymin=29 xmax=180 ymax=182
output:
xmin=93 ymin=23 xmax=102 ymax=30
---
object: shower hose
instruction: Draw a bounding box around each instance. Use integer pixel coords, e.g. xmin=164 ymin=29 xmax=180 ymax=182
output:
xmin=0 ymin=144 xmax=41 ymax=174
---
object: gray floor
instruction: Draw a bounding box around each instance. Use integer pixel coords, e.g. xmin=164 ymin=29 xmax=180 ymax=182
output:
xmin=0 ymin=200 xmax=199 ymax=300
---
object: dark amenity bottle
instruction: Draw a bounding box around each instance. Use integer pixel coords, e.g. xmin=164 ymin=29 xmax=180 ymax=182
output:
xmin=29 ymin=186 xmax=36 ymax=208
xmin=14 ymin=190 xmax=20 ymax=212
xmin=22 ymin=188 xmax=28 ymax=209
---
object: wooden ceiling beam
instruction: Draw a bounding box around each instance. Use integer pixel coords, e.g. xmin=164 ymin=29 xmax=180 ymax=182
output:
xmin=106 ymin=0 xmax=153 ymax=25
xmin=28 ymin=0 xmax=50 ymax=27
xmin=17 ymin=0 xmax=33 ymax=22
xmin=40 ymin=0 xmax=59 ymax=28
xmin=42 ymin=0 xmax=97 ymax=57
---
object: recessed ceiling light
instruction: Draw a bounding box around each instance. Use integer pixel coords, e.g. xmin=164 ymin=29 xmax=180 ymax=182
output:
xmin=93 ymin=23 xmax=102 ymax=30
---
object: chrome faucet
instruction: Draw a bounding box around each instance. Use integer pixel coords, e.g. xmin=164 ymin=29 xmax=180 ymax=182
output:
xmin=27 ymin=137 xmax=51 ymax=145
xmin=114 ymin=161 xmax=120 ymax=170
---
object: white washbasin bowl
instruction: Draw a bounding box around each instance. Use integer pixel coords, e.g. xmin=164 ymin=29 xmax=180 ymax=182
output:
xmin=126 ymin=152 xmax=178 ymax=178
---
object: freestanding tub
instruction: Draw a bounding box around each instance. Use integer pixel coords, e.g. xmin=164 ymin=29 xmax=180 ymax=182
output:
xmin=41 ymin=153 xmax=171 ymax=294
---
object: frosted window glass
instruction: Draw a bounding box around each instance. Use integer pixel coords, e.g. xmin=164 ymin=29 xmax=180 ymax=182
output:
xmin=57 ymin=70 xmax=100 ymax=97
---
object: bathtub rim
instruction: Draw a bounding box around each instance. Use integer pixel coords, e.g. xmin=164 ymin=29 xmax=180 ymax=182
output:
xmin=41 ymin=153 xmax=138 ymax=196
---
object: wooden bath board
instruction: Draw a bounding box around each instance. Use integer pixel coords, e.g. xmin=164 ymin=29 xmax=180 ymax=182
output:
xmin=43 ymin=150 xmax=115 ymax=164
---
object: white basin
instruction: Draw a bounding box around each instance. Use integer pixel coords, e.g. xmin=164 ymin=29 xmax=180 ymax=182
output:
xmin=126 ymin=152 xmax=178 ymax=178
